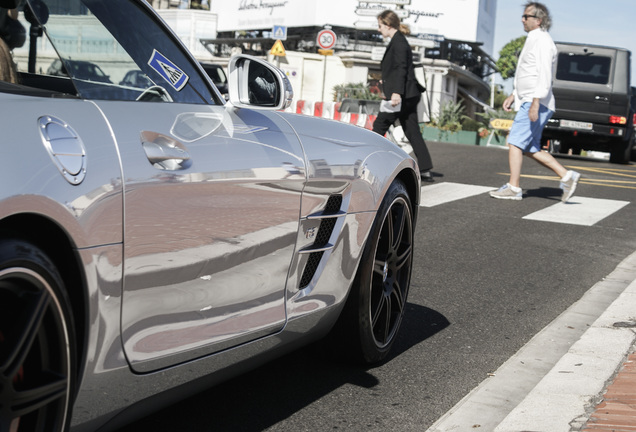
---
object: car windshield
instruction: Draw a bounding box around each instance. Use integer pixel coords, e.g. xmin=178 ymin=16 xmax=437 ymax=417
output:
xmin=23 ymin=0 xmax=217 ymax=103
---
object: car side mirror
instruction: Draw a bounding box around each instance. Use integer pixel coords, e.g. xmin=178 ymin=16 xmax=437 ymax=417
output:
xmin=227 ymin=54 xmax=293 ymax=110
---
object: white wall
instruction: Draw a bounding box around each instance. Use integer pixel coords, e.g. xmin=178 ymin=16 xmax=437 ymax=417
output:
xmin=269 ymin=51 xmax=366 ymax=102
xmin=210 ymin=0 xmax=497 ymax=56
xmin=157 ymin=10 xmax=218 ymax=60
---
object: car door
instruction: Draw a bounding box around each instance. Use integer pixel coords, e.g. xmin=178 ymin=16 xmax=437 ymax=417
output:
xmin=111 ymin=103 xmax=305 ymax=373
xmin=553 ymin=45 xmax=616 ymax=122
xmin=33 ymin=0 xmax=306 ymax=373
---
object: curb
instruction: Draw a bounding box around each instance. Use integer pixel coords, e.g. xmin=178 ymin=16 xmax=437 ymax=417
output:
xmin=496 ymin=252 xmax=636 ymax=431
xmin=426 ymin=250 xmax=636 ymax=432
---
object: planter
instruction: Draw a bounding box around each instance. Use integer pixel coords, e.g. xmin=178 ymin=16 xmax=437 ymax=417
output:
xmin=419 ymin=125 xmax=508 ymax=147
xmin=478 ymin=132 xmax=507 ymax=147
xmin=420 ymin=126 xmax=479 ymax=146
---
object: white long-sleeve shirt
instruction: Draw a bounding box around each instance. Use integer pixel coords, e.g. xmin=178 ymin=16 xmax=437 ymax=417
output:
xmin=513 ymin=28 xmax=557 ymax=111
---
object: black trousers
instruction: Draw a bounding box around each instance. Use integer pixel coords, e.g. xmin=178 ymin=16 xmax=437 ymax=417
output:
xmin=372 ymin=96 xmax=433 ymax=172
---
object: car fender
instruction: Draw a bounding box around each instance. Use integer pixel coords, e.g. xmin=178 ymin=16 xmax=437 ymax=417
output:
xmin=0 ymin=96 xmax=123 ymax=248
xmin=275 ymin=112 xmax=419 ymax=215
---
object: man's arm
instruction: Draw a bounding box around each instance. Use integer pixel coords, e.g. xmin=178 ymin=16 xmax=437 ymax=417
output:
xmin=528 ymin=98 xmax=540 ymax=122
xmin=503 ymin=94 xmax=515 ymax=112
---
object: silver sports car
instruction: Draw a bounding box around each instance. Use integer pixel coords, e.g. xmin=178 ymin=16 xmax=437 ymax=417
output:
xmin=0 ymin=0 xmax=420 ymax=431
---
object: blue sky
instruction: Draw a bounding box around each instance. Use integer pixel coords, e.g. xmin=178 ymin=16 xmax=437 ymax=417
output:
xmin=493 ymin=1 xmax=636 ymax=89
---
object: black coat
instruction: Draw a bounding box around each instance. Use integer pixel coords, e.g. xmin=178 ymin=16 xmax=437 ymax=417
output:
xmin=380 ymin=31 xmax=423 ymax=100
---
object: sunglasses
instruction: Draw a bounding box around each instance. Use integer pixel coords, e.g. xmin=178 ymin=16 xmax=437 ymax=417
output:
xmin=521 ymin=14 xmax=537 ymax=20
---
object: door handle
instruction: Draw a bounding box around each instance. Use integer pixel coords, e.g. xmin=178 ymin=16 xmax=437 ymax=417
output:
xmin=141 ymin=131 xmax=191 ymax=170
xmin=142 ymin=141 xmax=190 ymax=164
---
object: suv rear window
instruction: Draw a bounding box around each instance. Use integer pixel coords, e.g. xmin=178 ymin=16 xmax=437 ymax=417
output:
xmin=556 ymin=53 xmax=611 ymax=85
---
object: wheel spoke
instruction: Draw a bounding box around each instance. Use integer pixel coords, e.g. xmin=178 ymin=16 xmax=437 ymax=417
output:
xmin=370 ymin=293 xmax=387 ymax=330
xmin=391 ymin=280 xmax=406 ymax=314
xmin=1 ymin=288 xmax=49 ymax=378
xmin=10 ymin=372 xmax=68 ymax=418
xmin=373 ymin=256 xmax=386 ymax=278
xmin=395 ymin=243 xmax=412 ymax=272
xmin=381 ymin=294 xmax=392 ymax=343
xmin=0 ymin=245 xmax=73 ymax=431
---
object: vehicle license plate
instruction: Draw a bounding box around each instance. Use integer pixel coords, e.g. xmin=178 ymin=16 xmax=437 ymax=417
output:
xmin=560 ymin=119 xmax=593 ymax=130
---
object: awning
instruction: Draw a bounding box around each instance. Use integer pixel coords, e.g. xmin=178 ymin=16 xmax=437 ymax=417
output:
xmin=458 ymin=87 xmax=494 ymax=113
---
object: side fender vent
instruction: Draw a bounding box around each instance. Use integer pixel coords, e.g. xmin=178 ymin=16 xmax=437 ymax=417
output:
xmin=323 ymin=194 xmax=342 ymax=214
xmin=298 ymin=251 xmax=324 ymax=289
xmin=298 ymin=194 xmax=344 ymax=290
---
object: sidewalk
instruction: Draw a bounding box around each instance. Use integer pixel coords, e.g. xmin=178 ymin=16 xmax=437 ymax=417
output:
xmin=582 ymin=351 xmax=636 ymax=431
xmin=427 ymin=250 xmax=636 ymax=432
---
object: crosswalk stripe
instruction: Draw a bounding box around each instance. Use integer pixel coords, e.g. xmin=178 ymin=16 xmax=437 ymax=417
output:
xmin=420 ymin=182 xmax=494 ymax=207
xmin=421 ymin=182 xmax=630 ymax=227
xmin=522 ymin=197 xmax=629 ymax=226
xmin=421 ymin=182 xmax=631 ymax=226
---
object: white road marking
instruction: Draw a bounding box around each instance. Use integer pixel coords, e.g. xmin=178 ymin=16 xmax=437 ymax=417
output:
xmin=420 ymin=182 xmax=495 ymax=207
xmin=420 ymin=182 xmax=630 ymax=227
xmin=522 ymin=197 xmax=629 ymax=226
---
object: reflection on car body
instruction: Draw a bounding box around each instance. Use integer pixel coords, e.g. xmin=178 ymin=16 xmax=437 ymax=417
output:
xmin=119 ymin=69 xmax=153 ymax=88
xmin=47 ymin=58 xmax=112 ymax=83
xmin=0 ymin=0 xmax=420 ymax=431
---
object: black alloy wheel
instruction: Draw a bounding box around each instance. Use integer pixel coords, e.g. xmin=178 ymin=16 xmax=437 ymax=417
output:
xmin=333 ymin=179 xmax=414 ymax=365
xmin=0 ymin=239 xmax=74 ymax=432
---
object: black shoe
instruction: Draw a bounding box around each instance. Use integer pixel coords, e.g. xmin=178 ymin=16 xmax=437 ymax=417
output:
xmin=420 ymin=170 xmax=435 ymax=183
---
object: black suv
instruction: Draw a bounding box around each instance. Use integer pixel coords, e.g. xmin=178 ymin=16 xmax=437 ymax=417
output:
xmin=200 ymin=62 xmax=228 ymax=96
xmin=542 ymin=42 xmax=635 ymax=164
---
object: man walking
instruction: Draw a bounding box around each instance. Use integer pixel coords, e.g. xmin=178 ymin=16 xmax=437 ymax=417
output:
xmin=490 ymin=2 xmax=580 ymax=202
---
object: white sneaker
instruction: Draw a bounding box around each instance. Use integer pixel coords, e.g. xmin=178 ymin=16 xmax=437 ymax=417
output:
xmin=560 ymin=171 xmax=581 ymax=202
xmin=490 ymin=183 xmax=522 ymax=200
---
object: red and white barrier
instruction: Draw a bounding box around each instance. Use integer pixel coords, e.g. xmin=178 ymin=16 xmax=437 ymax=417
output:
xmin=286 ymin=100 xmax=377 ymax=131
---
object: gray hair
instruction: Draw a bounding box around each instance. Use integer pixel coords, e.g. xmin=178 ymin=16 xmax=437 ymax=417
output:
xmin=524 ymin=2 xmax=552 ymax=30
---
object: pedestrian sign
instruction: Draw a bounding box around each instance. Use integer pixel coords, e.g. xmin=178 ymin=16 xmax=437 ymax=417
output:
xmin=148 ymin=49 xmax=188 ymax=91
xmin=270 ymin=39 xmax=286 ymax=57
xmin=272 ymin=25 xmax=287 ymax=41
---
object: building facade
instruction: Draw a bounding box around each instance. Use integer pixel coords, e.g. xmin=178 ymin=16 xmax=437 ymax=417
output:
xmin=12 ymin=0 xmax=498 ymax=122
xmin=156 ymin=0 xmax=498 ymax=120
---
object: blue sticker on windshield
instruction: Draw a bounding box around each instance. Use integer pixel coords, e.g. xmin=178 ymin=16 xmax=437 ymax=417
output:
xmin=148 ymin=49 xmax=189 ymax=91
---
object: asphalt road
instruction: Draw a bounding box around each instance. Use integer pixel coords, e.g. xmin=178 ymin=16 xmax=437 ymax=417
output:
xmin=116 ymin=141 xmax=636 ymax=432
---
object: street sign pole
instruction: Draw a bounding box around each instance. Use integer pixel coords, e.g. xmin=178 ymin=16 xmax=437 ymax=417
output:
xmin=317 ymin=28 xmax=337 ymax=102
xmin=322 ymin=55 xmax=327 ymax=101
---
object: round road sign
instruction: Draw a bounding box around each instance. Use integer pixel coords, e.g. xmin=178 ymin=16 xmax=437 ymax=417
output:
xmin=317 ymin=29 xmax=337 ymax=50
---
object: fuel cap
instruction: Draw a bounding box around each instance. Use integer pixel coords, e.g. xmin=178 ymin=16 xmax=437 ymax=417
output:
xmin=38 ymin=116 xmax=87 ymax=185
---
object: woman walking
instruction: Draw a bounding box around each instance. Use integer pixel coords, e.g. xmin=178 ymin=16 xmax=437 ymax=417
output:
xmin=373 ymin=9 xmax=434 ymax=182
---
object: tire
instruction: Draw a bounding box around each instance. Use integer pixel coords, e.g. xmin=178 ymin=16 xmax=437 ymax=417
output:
xmin=0 ymin=239 xmax=75 ymax=432
xmin=335 ymin=179 xmax=414 ymax=365
xmin=609 ymin=137 xmax=634 ymax=164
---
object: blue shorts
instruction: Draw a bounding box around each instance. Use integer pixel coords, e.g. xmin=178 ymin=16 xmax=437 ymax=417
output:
xmin=508 ymin=102 xmax=553 ymax=153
